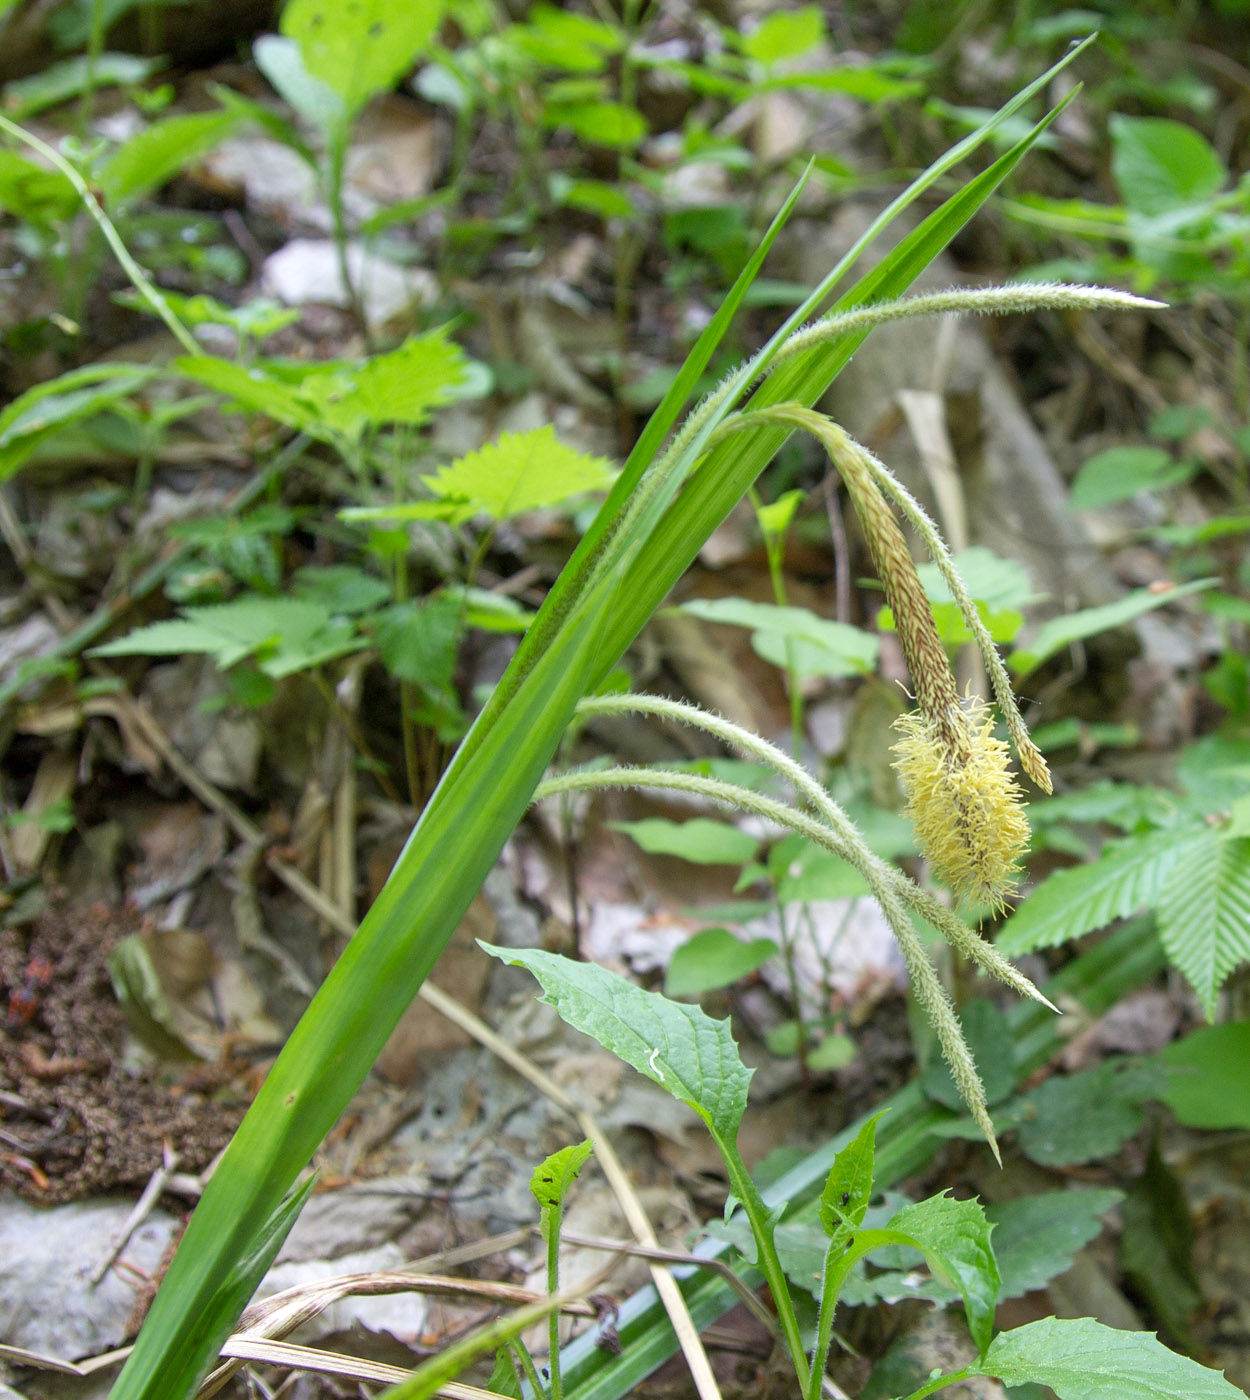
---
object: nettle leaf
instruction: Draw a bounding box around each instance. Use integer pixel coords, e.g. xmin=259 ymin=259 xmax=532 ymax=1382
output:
xmin=372 ymin=596 xmax=462 ymax=696
xmin=292 ymin=566 xmax=390 ymax=615
xmin=665 ymin=929 xmax=775 ymax=997
xmin=1009 ymin=578 xmax=1215 ymax=679
xmin=0 ymin=364 xmax=155 ymax=481
xmin=282 ymin=0 xmax=446 ymax=116
xmin=996 ymin=826 xmax=1206 ymax=956
xmin=299 ymin=332 xmax=469 ymax=440
xmin=421 ymin=426 xmax=614 ymax=522
xmin=987 ymin=1190 xmax=1123 ymax=1300
xmin=886 ymin=1192 xmax=999 ymax=1357
xmin=92 ymin=598 xmax=360 ymax=678
xmin=1015 ymin=1060 xmax=1162 ymax=1167
xmin=610 ymin=817 xmax=759 ymax=866
xmin=973 ymin=1316 xmax=1243 ymax=1400
xmin=530 ymin=1138 xmax=593 ymax=1241
xmin=818 ymin=1111 xmax=882 ymax=1245
xmin=175 ymin=357 xmax=317 ymax=432
xmin=1158 ymin=1021 xmax=1250 ymax=1130
xmin=677 ymin=597 xmax=879 ymax=680
xmin=1158 ymin=832 xmax=1250 ymax=1018
xmin=99 ymin=108 xmax=245 ymax=205
xmin=481 ymin=945 xmax=752 ymax=1141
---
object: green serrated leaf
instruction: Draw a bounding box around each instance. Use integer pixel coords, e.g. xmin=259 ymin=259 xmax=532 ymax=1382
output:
xmin=1158 ymin=833 xmax=1250 ymax=1018
xmin=282 ymin=0 xmax=445 ymax=116
xmin=997 ymin=827 xmax=1205 ymax=956
xmin=664 ymin=929 xmax=775 ymax=997
xmin=886 ymin=1192 xmax=999 ymax=1356
xmin=973 ymin=1316 xmax=1243 ymax=1400
xmin=1158 ymin=1021 xmax=1250 ymax=1129
xmin=987 ymin=1190 xmax=1123 ymax=1300
xmin=300 ymin=332 xmax=469 ymax=440
xmin=1015 ymin=1060 xmax=1161 ymax=1167
xmin=818 ymin=1111 xmax=883 ymax=1242
xmin=610 ymin=817 xmax=759 ymax=866
xmin=91 ymin=597 xmax=359 ymax=678
xmin=1009 ymin=579 xmax=1216 ymax=679
xmin=481 ymin=944 xmax=752 ymax=1140
xmin=420 ymin=425 xmax=614 ymax=522
xmin=373 ymin=596 xmax=461 ymax=695
xmin=1110 ymin=115 xmax=1227 ymax=217
xmin=292 ymin=565 xmax=391 ymax=615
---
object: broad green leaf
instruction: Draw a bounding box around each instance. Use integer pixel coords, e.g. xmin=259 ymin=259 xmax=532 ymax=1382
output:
xmin=509 ymin=4 xmax=622 ymax=71
xmin=1029 ymin=779 xmax=1180 ymax=834
xmin=996 ymin=826 xmax=1205 ymax=955
xmin=545 ymin=100 xmax=647 ymax=150
xmin=1008 ymin=578 xmax=1215 ymax=678
xmin=281 ymin=0 xmax=445 ymax=116
xmin=1015 ymin=1060 xmax=1161 ymax=1167
xmin=818 ymin=1111 xmax=882 ymax=1243
xmin=1070 ymin=446 xmax=1190 ymax=508
xmin=416 ymin=426 xmax=614 ymax=521
xmin=986 ymin=1190 xmax=1123 ymax=1299
xmin=0 ymin=364 xmax=154 ymax=481
xmin=665 ymin=929 xmax=775 ymax=997
xmin=677 ymin=597 xmax=879 ymax=679
xmin=1158 ymin=832 xmax=1250 ymax=1018
xmin=973 ymin=1316 xmax=1243 ymax=1399
xmin=922 ymin=999 xmax=1016 ymax=1111
xmin=1110 ymin=115 xmax=1227 ymax=217
xmin=99 ymin=108 xmax=244 ymax=205
xmin=886 ymin=1192 xmax=999 ymax=1356
xmin=481 ymin=945 xmax=752 ymax=1141
xmin=739 ymin=6 xmax=825 ymax=64
xmin=917 ymin=545 xmax=1035 ymax=609
xmin=773 ymin=844 xmax=871 ymax=903
xmin=253 ymin=33 xmax=346 ymax=137
xmin=1158 ymin=1021 xmax=1250 ymax=1129
xmin=0 ymin=148 xmax=78 ymax=223
xmin=610 ymin=817 xmax=758 ymax=866
xmin=531 ymin=1138 xmax=593 ymax=1240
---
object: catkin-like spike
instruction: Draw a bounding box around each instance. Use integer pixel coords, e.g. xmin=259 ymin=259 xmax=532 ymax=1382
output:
xmin=893 ymin=701 xmax=1030 ymax=910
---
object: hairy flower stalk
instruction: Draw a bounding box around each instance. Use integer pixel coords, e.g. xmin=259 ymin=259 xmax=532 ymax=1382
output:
xmin=533 ymin=757 xmax=1003 ymax=1156
xmin=728 ymin=403 xmax=1042 ymax=910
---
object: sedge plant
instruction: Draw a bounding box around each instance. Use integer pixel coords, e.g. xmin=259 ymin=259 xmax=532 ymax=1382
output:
xmin=110 ymin=43 xmax=1140 ymax=1400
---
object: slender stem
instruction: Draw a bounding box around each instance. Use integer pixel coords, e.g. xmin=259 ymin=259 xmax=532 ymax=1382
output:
xmin=715 ymin=1133 xmax=810 ymax=1391
xmin=896 ymin=1366 xmax=973 ymax=1400
xmin=807 ymin=1236 xmax=843 ymax=1400
xmin=0 ymin=114 xmax=200 ymax=357
xmin=509 ymin=1339 xmax=548 ymax=1400
xmin=546 ymin=1199 xmax=565 ymax=1400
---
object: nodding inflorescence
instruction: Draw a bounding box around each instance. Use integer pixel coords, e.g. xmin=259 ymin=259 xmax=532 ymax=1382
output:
xmin=892 ymin=699 xmax=1031 ymax=911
